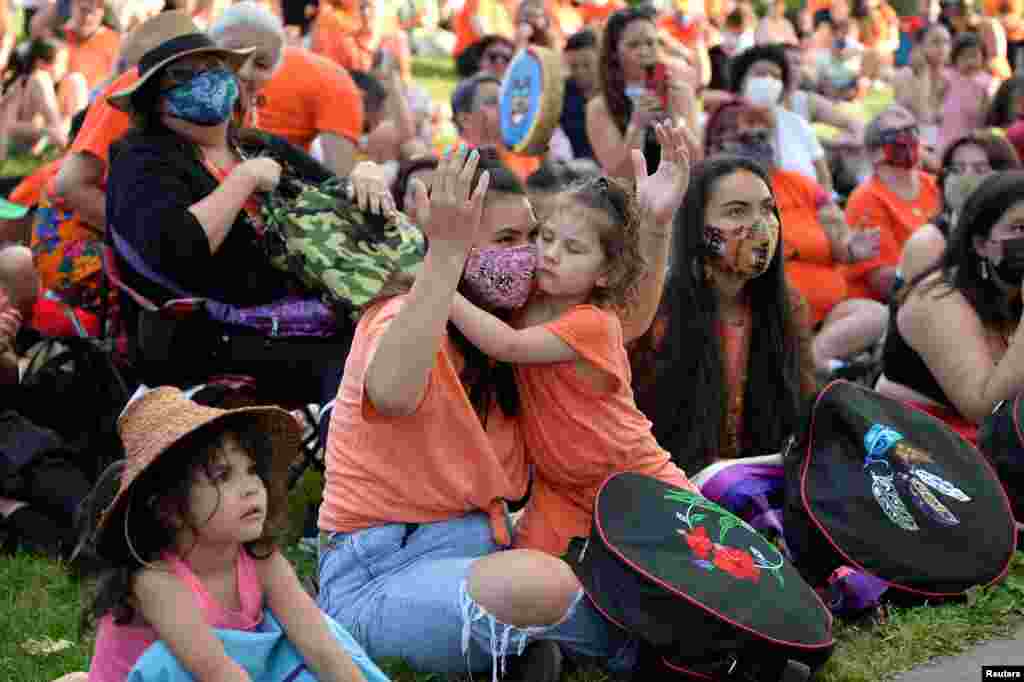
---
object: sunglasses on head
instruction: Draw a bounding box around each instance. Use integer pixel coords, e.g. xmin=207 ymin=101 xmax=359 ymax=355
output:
xmin=162 ymin=61 xmax=229 ymax=87
xmin=877 ymin=125 xmax=920 ymax=145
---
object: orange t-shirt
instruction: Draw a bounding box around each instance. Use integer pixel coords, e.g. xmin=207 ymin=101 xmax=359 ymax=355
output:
xmin=9 ymin=159 xmax=63 ymax=208
xmin=843 ymin=172 xmax=940 ymax=300
xmin=984 ymin=0 xmax=1024 ymax=41
xmin=772 ymin=169 xmax=849 ymax=324
xmin=577 ymin=0 xmax=625 ymax=27
xmin=499 ymin=147 xmax=542 ymax=182
xmin=512 ymin=305 xmax=696 ymax=556
xmin=806 ymin=0 xmax=834 ymax=15
xmin=310 ymin=4 xmax=374 ymax=72
xmin=453 ymin=0 xmax=514 ymax=56
xmin=65 ymin=25 xmax=121 ymax=91
xmin=547 ymin=0 xmax=582 ymax=40
xmin=74 ymin=68 xmax=137 ymax=174
xmin=319 ymin=296 xmax=529 ymax=545
xmin=245 ymin=47 xmax=363 ymax=151
xmin=658 ymin=13 xmax=705 ymax=49
xmin=859 ymin=3 xmax=899 ymax=49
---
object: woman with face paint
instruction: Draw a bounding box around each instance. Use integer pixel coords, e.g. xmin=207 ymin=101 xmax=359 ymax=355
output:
xmin=105 ymin=27 xmax=361 ymax=406
xmin=627 ymin=156 xmax=816 ymax=546
xmin=900 ymin=131 xmax=1020 ymax=284
xmin=703 ymin=99 xmax=887 ymax=379
xmin=876 ymin=172 xmax=1024 ymax=444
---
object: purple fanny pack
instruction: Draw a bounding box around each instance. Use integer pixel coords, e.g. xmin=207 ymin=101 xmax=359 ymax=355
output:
xmin=205 ymin=297 xmax=336 ymax=337
xmin=111 ymin=230 xmax=337 ymax=338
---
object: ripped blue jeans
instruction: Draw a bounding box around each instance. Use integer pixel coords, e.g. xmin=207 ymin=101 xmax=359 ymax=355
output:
xmin=317 ymin=512 xmax=636 ymax=680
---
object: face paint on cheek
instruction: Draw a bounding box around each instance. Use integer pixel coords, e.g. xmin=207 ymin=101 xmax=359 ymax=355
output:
xmin=703 ymin=217 xmax=780 ymax=277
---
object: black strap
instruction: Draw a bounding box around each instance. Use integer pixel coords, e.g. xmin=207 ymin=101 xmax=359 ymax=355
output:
xmin=400 ymin=522 xmax=420 ymax=548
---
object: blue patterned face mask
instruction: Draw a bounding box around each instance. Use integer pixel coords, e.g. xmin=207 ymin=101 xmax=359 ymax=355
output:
xmin=161 ymin=68 xmax=239 ymax=127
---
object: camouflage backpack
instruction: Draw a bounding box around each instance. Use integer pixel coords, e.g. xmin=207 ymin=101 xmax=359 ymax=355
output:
xmin=261 ymin=175 xmax=426 ymax=316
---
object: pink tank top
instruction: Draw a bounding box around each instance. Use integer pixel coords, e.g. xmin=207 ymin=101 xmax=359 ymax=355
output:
xmin=88 ymin=549 xmax=264 ymax=682
xmin=938 ymin=69 xmax=993 ymax=153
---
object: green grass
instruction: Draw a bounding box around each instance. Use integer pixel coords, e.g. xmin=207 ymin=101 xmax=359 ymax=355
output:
xmin=412 ymin=55 xmax=460 ymax=110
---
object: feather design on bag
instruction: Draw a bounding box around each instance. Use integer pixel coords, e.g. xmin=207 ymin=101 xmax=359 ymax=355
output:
xmin=911 ymin=467 xmax=972 ymax=502
xmin=871 ymin=472 xmax=920 ymax=531
xmin=902 ymin=474 xmax=960 ymax=526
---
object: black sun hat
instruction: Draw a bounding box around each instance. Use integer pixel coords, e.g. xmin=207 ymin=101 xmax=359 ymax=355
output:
xmin=108 ymin=11 xmax=253 ymax=113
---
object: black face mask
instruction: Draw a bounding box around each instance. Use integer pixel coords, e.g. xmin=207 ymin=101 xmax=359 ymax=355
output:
xmin=994 ymin=236 xmax=1024 ymax=284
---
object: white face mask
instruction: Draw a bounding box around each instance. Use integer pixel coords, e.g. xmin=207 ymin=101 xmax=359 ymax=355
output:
xmin=743 ymin=75 xmax=784 ymax=107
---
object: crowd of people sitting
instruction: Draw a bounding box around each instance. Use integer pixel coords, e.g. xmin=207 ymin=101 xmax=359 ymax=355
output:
xmin=0 ymin=0 xmax=1022 ymax=680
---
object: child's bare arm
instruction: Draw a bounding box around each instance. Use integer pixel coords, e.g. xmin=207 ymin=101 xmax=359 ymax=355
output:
xmin=259 ymin=552 xmax=367 ymax=682
xmin=133 ymin=568 xmax=250 ymax=682
xmin=450 ymin=294 xmax=577 ymax=364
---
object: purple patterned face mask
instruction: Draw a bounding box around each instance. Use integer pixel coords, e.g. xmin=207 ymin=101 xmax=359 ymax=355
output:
xmin=462 ymin=243 xmax=538 ymax=309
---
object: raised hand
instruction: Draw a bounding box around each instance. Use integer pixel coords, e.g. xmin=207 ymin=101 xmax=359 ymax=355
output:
xmin=632 ymin=121 xmax=697 ymax=228
xmin=410 ymin=145 xmax=489 ymax=251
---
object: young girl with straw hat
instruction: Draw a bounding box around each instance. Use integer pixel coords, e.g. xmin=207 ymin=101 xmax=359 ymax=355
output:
xmin=77 ymin=386 xmax=386 ymax=681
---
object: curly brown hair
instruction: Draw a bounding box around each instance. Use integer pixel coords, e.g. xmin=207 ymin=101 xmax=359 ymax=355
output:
xmin=558 ymin=176 xmax=646 ymax=309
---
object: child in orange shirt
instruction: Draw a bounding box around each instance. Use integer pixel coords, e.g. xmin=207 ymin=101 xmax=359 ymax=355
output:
xmin=447 ymin=124 xmax=700 ymax=557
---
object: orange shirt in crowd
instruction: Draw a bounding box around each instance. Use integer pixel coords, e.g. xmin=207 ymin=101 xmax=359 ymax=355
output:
xmin=453 ymin=0 xmax=514 ymax=56
xmin=319 ymin=295 xmax=530 ymax=546
xmin=658 ymin=13 xmax=705 ymax=49
xmin=244 ymin=47 xmax=363 ymax=151
xmin=843 ymin=171 xmax=940 ymax=300
xmin=71 ymin=69 xmax=137 ymax=186
xmin=858 ymin=3 xmax=899 ymax=49
xmin=547 ymin=0 xmax=582 ymax=39
xmin=576 ymin=0 xmax=625 ymax=27
xmin=310 ymin=3 xmax=374 ymax=72
xmin=513 ymin=305 xmax=696 ymax=556
xmin=8 ymin=159 xmax=63 ymax=208
xmin=64 ymin=25 xmax=121 ymax=91
xmin=805 ymin=0 xmax=834 ymax=15
xmin=984 ymin=0 xmax=1024 ymax=42
xmin=457 ymin=136 xmax=542 ymax=182
xmin=499 ymin=147 xmax=541 ymax=182
xmin=772 ymin=169 xmax=849 ymax=325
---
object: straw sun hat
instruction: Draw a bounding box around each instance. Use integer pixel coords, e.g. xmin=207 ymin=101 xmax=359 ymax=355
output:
xmin=107 ymin=10 xmax=253 ymax=113
xmin=94 ymin=386 xmax=301 ymax=559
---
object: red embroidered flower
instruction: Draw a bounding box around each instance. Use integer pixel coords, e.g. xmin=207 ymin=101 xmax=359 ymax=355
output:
xmin=684 ymin=526 xmax=713 ymax=559
xmin=713 ymin=546 xmax=762 ymax=583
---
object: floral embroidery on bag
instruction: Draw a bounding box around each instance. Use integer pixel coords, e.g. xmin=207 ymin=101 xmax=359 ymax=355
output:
xmin=667 ymin=489 xmax=785 ymax=586
xmin=863 ymin=424 xmax=972 ymax=531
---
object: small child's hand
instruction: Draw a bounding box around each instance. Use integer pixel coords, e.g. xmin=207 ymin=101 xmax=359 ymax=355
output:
xmin=633 ymin=121 xmax=698 ymax=228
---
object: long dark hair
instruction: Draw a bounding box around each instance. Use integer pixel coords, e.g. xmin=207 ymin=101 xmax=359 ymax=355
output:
xmin=599 ymin=3 xmax=658 ymax=133
xmin=907 ymin=171 xmax=1024 ymax=326
xmin=631 ymin=156 xmax=809 ymax=474
xmin=986 ymin=75 xmax=1024 ymax=128
xmin=2 ymin=38 xmax=64 ymax=91
xmin=79 ymin=418 xmax=279 ymax=635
